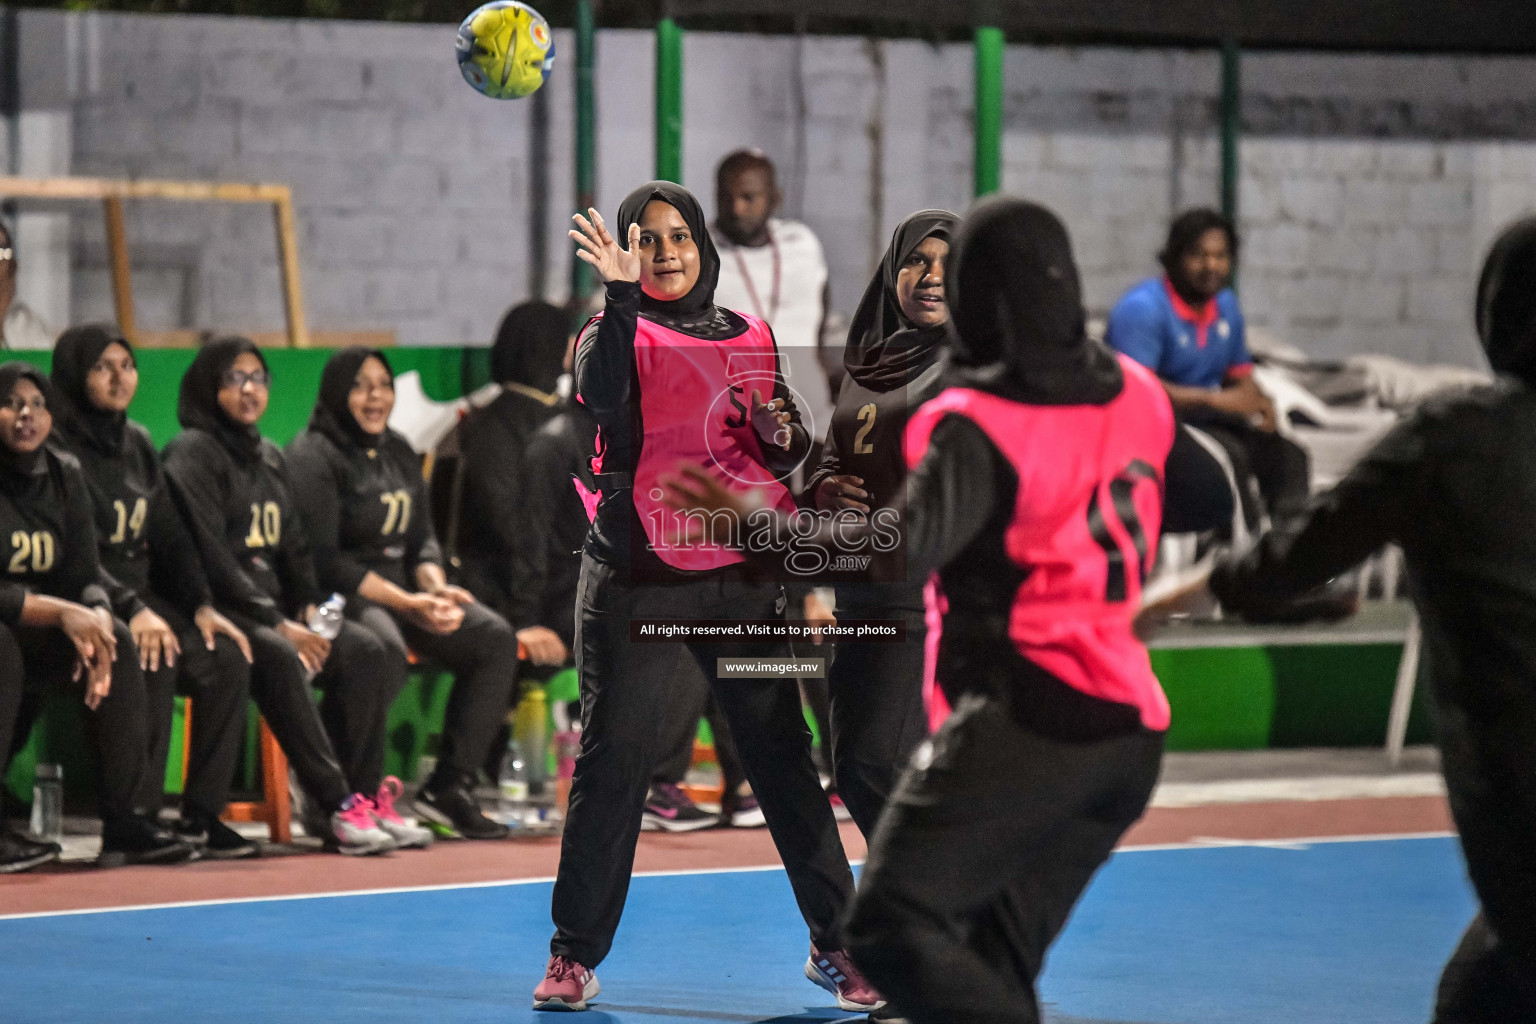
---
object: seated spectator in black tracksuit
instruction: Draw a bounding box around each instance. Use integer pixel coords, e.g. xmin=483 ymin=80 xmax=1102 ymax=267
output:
xmin=287 ymin=347 xmax=519 ymax=841
xmin=454 ymin=300 xmax=573 ymax=672
xmin=160 ymin=337 xmax=410 ymax=856
xmin=0 ymin=362 xmax=193 ymax=870
xmin=48 ymin=325 xmax=259 ymax=859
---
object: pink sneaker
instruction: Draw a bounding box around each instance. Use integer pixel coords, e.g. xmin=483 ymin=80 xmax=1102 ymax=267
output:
xmin=533 ymin=955 xmax=600 ymax=1011
xmin=326 ymin=794 xmax=396 ymax=856
xmin=805 ymin=944 xmax=884 ymax=1012
xmin=372 ymin=777 xmax=434 ymax=849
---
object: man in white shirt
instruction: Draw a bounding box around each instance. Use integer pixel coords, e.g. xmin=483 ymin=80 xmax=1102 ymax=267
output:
xmin=0 ymin=224 xmax=54 ymax=351
xmin=711 ymin=149 xmax=833 ymax=447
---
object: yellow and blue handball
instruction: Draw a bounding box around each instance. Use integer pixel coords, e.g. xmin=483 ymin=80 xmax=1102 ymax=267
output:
xmin=456 ymin=1 xmax=555 ymax=100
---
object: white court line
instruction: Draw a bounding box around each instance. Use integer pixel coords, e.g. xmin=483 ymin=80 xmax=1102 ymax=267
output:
xmin=1151 ymin=773 xmax=1446 ymax=807
xmin=0 ymin=831 xmax=1457 ymax=923
xmin=1115 ymin=829 xmax=1455 ymax=853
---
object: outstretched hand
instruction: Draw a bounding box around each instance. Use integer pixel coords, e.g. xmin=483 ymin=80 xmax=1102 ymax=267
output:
xmin=570 ymin=208 xmax=641 ymax=284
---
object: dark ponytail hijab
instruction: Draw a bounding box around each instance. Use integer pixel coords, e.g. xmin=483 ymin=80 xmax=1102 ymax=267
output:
xmin=945 ymin=196 xmax=1123 ymax=406
xmin=177 ymin=336 xmax=268 ymax=463
xmin=51 ymin=323 xmax=131 ymax=457
xmin=309 ymin=346 xmax=393 ymax=452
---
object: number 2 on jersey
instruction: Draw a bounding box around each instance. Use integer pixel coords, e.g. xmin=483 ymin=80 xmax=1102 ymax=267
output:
xmin=853 ymin=404 xmax=877 ymax=455
xmin=1085 ymin=460 xmax=1158 ymax=603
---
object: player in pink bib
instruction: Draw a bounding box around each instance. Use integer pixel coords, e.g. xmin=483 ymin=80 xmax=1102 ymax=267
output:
xmin=532 ymin=183 xmax=871 ymax=1014
xmin=664 ymin=198 xmax=1201 ymax=1024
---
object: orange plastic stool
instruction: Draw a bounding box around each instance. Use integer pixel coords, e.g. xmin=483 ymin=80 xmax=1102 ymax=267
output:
xmin=181 ymin=699 xmax=292 ymax=843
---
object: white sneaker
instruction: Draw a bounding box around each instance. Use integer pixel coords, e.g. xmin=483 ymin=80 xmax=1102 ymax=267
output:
xmin=329 ymin=794 xmax=398 ymax=856
xmin=371 ymin=777 xmax=434 ymax=849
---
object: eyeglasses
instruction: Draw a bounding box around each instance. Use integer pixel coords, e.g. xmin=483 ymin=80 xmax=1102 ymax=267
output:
xmin=3 ymin=395 xmax=45 ymax=415
xmin=350 ymin=379 xmax=394 ymax=396
xmin=221 ymin=369 xmax=271 ymax=390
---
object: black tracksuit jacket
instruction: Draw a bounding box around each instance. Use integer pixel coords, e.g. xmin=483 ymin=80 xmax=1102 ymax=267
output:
xmin=161 ymin=428 xmax=322 ymax=626
xmin=286 ymin=428 xmax=442 ymax=595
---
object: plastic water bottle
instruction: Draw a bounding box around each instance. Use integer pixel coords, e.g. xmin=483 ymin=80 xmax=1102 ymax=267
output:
xmin=514 ymin=689 xmax=549 ymax=799
xmin=553 ymin=728 xmax=580 ymax=821
xmin=308 ymin=593 xmax=346 ymax=640
xmin=30 ymin=763 xmax=62 ymax=842
xmin=499 ymin=739 xmax=529 ymax=825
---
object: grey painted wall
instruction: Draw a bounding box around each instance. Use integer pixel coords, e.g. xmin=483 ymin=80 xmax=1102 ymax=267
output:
xmin=10 ymin=10 xmax=1536 ymax=365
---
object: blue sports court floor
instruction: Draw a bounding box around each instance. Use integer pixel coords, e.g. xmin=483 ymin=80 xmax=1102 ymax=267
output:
xmin=2 ymin=835 xmax=1472 ymax=1024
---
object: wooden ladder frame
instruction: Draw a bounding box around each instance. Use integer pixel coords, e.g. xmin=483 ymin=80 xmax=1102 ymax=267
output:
xmin=0 ymin=175 xmax=309 ymax=348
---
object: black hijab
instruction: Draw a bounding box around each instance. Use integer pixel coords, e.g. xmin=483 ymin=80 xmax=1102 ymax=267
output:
xmin=177 ymin=336 xmax=268 ymax=464
xmin=945 ymin=196 xmax=1122 ymax=406
xmin=1476 ymin=217 xmax=1536 ymax=385
xmin=845 ymin=209 xmax=958 ymax=391
xmin=491 ymin=300 xmax=568 ymax=395
xmin=51 ymin=323 xmax=131 ymax=457
xmin=615 ymin=181 xmax=720 ymax=318
xmin=310 ymin=346 xmax=393 ymax=452
xmin=0 ymin=361 xmax=53 ymax=476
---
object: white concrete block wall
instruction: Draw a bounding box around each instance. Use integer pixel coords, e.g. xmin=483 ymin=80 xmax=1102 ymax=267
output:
xmin=15 ymin=10 xmax=1536 ymax=362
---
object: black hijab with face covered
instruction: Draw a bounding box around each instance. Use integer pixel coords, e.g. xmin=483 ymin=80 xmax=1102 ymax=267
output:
xmin=616 ymin=181 xmax=721 ymax=319
xmin=178 ymin=336 xmax=268 ymax=464
xmin=310 ymin=346 xmax=393 ymax=452
xmin=845 ymin=209 xmax=959 ymax=392
xmin=1476 ymin=217 xmax=1536 ymax=385
xmin=0 ymin=361 xmax=52 ymax=476
xmin=51 ymin=323 xmax=131 ymax=457
xmin=945 ymin=196 xmax=1123 ymax=406
xmin=491 ymin=300 xmax=568 ymax=395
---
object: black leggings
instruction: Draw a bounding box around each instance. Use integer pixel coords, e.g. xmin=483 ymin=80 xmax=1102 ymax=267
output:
xmin=0 ymin=617 xmax=151 ymax=827
xmin=228 ymin=612 xmax=402 ymax=812
xmin=846 ymin=694 xmax=1163 ymax=1024
xmin=824 ymin=597 xmax=928 ymax=839
xmin=550 ymin=554 xmax=856 ymax=968
xmin=139 ymin=596 xmax=252 ymax=819
xmin=348 ymin=597 xmax=521 ymax=788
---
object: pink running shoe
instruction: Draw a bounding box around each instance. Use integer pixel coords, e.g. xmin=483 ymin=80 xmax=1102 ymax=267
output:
xmin=372 ymin=777 xmax=434 ymax=849
xmin=805 ymin=944 xmax=884 ymax=1012
xmin=533 ymin=955 xmax=600 ymax=1011
xmin=327 ymin=794 xmax=396 ymax=856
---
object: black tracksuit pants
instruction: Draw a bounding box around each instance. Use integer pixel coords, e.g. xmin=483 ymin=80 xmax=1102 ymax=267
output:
xmin=550 ymin=554 xmax=856 ymax=968
xmin=349 ymin=597 xmax=521 ymax=788
xmin=228 ymin=612 xmax=400 ymax=812
xmin=0 ymin=618 xmax=151 ymax=828
xmin=845 ymin=692 xmax=1163 ymax=1024
xmin=824 ymin=598 xmax=928 ymax=839
xmin=651 ymin=645 xmax=714 ymax=786
xmin=1432 ymin=700 xmax=1536 ymax=1022
xmin=138 ymin=595 xmax=252 ymax=819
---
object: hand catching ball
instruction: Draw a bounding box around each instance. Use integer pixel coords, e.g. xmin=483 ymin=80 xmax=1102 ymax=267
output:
xmin=456 ymin=1 xmax=555 ymax=100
